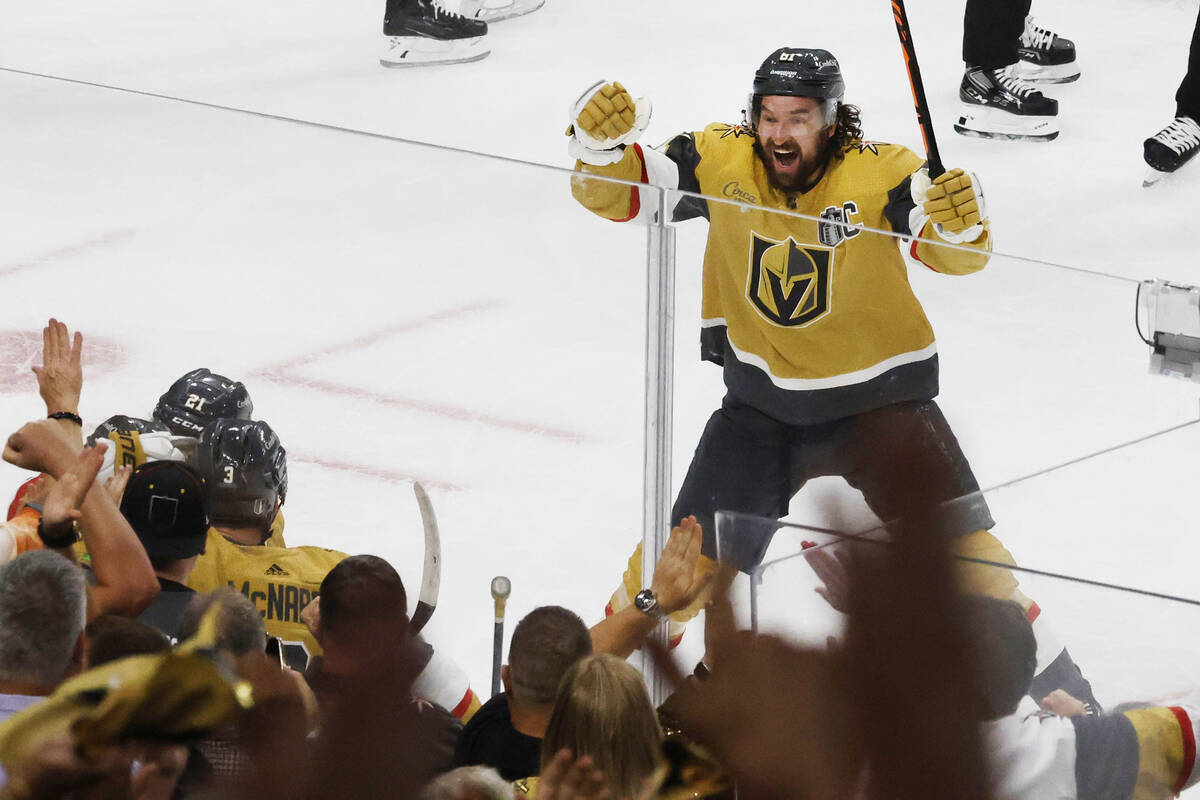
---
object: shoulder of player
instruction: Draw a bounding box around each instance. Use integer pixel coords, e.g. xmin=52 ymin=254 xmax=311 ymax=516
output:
xmin=689 ymin=122 xmax=756 ymax=149
xmin=838 ymin=140 xmax=918 ymax=162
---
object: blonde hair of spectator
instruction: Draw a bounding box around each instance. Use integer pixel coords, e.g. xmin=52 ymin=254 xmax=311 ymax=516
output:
xmin=421 ymin=765 xmax=515 ymax=800
xmin=540 ymin=653 xmax=662 ymax=800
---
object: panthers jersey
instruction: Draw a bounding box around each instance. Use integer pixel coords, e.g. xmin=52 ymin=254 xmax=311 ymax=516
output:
xmin=187 ymin=528 xmax=346 ymax=661
xmin=571 ymin=124 xmax=992 ymax=425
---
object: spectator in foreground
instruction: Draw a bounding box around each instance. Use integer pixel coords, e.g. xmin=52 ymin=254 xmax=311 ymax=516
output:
xmin=306 ymin=554 xmax=460 ymax=786
xmin=422 ymin=765 xmax=515 ymax=800
xmin=455 ymin=606 xmax=593 ymax=780
xmin=84 ymin=614 xmax=170 ymax=668
xmin=518 ymin=653 xmax=662 ymax=799
xmin=0 ymin=551 xmax=87 ymax=717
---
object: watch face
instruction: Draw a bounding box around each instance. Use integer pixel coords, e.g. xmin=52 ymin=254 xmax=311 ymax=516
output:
xmin=635 ymin=590 xmax=657 ymax=613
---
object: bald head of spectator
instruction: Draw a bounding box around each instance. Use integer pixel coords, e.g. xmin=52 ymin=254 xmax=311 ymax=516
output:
xmin=0 ymin=551 xmax=88 ymax=696
xmin=503 ymin=606 xmax=592 ymax=735
xmin=541 ymin=653 xmax=662 ymax=800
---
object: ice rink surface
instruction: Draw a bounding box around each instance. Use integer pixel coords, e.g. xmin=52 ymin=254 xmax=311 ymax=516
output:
xmin=2 ymin=0 xmax=1200 ymax=718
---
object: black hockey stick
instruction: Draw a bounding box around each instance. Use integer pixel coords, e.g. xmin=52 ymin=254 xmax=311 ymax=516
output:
xmin=891 ymin=0 xmax=945 ymax=178
xmin=411 ymin=482 xmax=441 ymax=633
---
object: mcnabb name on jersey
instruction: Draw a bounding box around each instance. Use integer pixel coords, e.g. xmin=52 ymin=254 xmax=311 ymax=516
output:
xmin=227 ymin=578 xmax=316 ymax=624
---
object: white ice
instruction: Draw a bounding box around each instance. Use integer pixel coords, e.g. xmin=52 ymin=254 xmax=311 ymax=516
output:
xmin=2 ymin=0 xmax=1199 ymax=725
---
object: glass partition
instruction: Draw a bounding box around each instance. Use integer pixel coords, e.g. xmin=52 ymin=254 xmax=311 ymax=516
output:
xmin=0 ymin=72 xmax=664 ymax=693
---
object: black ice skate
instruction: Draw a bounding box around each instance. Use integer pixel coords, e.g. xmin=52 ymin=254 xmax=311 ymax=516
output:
xmin=1143 ymin=116 xmax=1200 ymax=186
xmin=955 ymin=66 xmax=1060 ymax=142
xmin=1014 ymin=15 xmax=1080 ymax=84
xmin=381 ymin=0 xmax=489 ymax=68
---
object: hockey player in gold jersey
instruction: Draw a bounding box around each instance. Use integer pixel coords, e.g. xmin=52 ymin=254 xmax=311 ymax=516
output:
xmin=186 ymin=418 xmax=483 ymax=721
xmin=186 ymin=418 xmax=339 ymax=666
xmin=569 ymin=47 xmax=1099 ymax=709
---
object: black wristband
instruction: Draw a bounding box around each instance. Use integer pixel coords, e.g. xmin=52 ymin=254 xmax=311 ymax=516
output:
xmin=37 ymin=517 xmax=79 ymax=549
xmin=48 ymin=411 xmax=83 ymax=426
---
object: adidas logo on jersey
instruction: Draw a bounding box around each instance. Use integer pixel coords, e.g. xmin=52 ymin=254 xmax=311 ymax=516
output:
xmin=264 ymin=563 xmax=290 ymax=577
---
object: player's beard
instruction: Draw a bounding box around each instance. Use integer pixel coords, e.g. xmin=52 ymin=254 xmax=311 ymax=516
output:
xmin=755 ymin=135 xmax=830 ymax=194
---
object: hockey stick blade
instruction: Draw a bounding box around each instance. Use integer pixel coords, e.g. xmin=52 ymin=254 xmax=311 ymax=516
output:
xmin=411 ymin=481 xmax=441 ymax=633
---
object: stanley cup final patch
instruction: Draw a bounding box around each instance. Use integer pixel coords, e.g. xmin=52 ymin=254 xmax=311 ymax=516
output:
xmin=747 ymin=233 xmax=833 ymax=327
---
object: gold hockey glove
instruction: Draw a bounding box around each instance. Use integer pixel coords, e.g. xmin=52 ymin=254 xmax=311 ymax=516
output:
xmin=567 ymin=80 xmax=652 ymax=166
xmin=911 ymin=166 xmax=987 ymax=244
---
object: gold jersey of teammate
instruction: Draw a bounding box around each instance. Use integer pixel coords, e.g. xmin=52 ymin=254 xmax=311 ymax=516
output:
xmin=572 ymin=124 xmax=992 ymax=425
xmin=187 ymin=527 xmax=346 ymax=659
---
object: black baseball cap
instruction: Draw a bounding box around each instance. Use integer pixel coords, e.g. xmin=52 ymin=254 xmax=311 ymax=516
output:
xmin=120 ymin=461 xmax=211 ymax=560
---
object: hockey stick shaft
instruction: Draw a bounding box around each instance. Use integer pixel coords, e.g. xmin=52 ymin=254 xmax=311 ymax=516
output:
xmin=490 ymin=576 xmax=511 ymax=698
xmin=891 ymin=0 xmax=945 ymax=178
xmin=492 ymin=620 xmax=504 ymax=697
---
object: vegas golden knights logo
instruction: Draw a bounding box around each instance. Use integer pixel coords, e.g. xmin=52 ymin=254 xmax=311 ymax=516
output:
xmin=747 ymin=233 xmax=833 ymax=327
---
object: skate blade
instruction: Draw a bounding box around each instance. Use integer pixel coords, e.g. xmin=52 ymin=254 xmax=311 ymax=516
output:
xmin=954 ymin=124 xmax=1059 ymax=142
xmin=1143 ymin=166 xmax=1170 ymax=187
xmin=955 ymin=104 xmax=1059 ymax=141
xmin=471 ymin=0 xmax=545 ymax=22
xmin=380 ymin=49 xmax=490 ymax=67
xmin=380 ymin=36 xmax=490 ymax=68
xmin=1013 ymin=61 xmax=1081 ymax=84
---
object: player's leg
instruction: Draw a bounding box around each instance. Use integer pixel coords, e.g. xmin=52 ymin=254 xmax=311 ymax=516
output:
xmin=1145 ymin=6 xmax=1200 ymax=183
xmin=957 ymin=0 xmax=1059 ymax=141
xmin=1176 ymin=5 xmax=1200 ymax=123
xmin=606 ymin=398 xmax=798 ymax=645
xmin=963 ymin=0 xmax=1029 ymax=73
xmin=670 ymin=398 xmax=798 ymax=562
xmin=837 ymin=401 xmax=1101 ymax=710
xmin=380 ymin=0 xmax=489 ymax=68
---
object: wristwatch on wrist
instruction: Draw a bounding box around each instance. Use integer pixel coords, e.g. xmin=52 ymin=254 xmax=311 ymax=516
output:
xmin=633 ymin=589 xmax=666 ymax=620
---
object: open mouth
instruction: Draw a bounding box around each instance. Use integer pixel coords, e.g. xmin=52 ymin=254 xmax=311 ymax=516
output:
xmin=772 ymin=148 xmax=799 ymax=169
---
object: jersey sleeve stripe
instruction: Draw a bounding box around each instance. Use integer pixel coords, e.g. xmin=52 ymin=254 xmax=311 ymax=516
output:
xmin=1169 ymin=706 xmax=1197 ymax=794
xmin=611 ymin=144 xmax=649 ymax=223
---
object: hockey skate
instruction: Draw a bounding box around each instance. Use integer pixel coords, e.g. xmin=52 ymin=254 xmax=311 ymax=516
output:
xmin=955 ymin=65 xmax=1059 ymax=141
xmin=1143 ymin=116 xmax=1200 ymax=186
xmin=458 ymin=0 xmax=544 ymax=23
xmin=1014 ymin=15 xmax=1079 ymax=84
xmin=381 ymin=0 xmax=489 ymax=68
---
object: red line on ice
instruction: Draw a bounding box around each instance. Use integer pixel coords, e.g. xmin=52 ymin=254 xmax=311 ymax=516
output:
xmin=261 ymin=300 xmax=502 ymax=375
xmin=268 ymin=374 xmax=589 ymax=442
xmin=289 ymin=453 xmax=463 ymax=492
xmin=258 ymin=301 xmax=593 ymax=443
xmin=0 ymin=229 xmax=136 ymax=278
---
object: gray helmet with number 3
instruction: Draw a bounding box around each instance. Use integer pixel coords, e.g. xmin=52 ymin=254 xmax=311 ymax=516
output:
xmin=195 ymin=419 xmax=286 ymax=532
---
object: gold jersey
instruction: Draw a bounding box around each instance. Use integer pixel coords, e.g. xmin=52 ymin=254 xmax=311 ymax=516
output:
xmin=572 ymin=125 xmax=992 ymax=425
xmin=187 ymin=528 xmax=346 ymax=658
